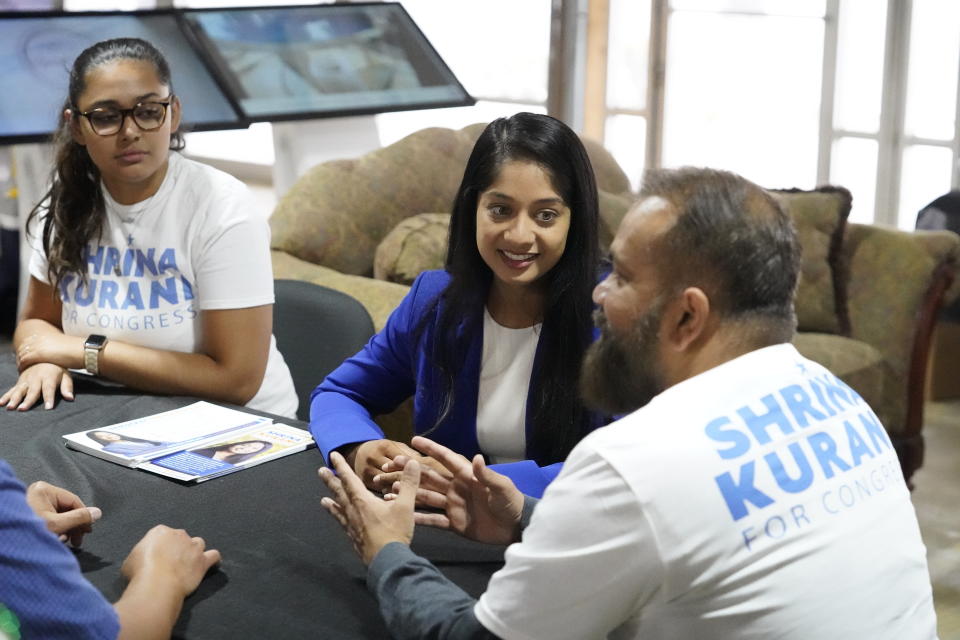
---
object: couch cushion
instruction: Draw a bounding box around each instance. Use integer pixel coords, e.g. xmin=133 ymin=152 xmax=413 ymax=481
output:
xmin=768 ymin=187 xmax=852 ymax=336
xmin=271 ymin=250 xmax=409 ymax=332
xmin=271 ymin=126 xmax=481 ymax=277
xmin=792 ymin=332 xmax=894 ymax=434
xmin=375 ymin=213 xmax=451 ymax=285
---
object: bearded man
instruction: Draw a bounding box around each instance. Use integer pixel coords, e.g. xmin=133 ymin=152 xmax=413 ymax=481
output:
xmin=318 ymin=167 xmax=937 ymax=640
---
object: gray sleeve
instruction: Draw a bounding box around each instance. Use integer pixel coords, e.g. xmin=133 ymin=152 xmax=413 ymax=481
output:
xmin=520 ymin=495 xmax=540 ymax=530
xmin=367 ymin=542 xmax=500 ymax=640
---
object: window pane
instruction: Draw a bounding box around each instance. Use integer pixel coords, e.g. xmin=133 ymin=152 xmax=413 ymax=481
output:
xmin=833 ymin=0 xmax=886 ymax=133
xmin=899 ymin=145 xmax=954 ymax=230
xmin=398 ymin=0 xmax=549 ymax=104
xmin=603 ymin=114 xmax=646 ymax=191
xmin=606 ymin=0 xmax=651 ymax=110
xmin=375 ymin=101 xmax=545 ymax=148
xmin=830 ymin=137 xmax=878 ymax=224
xmin=662 ymin=11 xmax=822 ymax=189
xmin=669 ymin=0 xmax=825 ymax=17
xmin=904 ymin=0 xmax=960 ymax=141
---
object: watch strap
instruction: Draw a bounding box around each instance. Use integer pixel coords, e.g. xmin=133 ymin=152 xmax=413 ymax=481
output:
xmin=83 ymin=335 xmax=107 ymax=375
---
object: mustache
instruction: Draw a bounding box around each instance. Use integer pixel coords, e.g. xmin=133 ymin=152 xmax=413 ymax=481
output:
xmin=592 ymin=309 xmax=609 ymax=331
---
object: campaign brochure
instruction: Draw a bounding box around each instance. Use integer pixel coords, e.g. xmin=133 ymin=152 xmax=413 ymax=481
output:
xmin=63 ymin=401 xmax=314 ymax=482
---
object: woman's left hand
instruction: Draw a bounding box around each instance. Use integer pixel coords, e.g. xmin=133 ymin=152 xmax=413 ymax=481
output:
xmin=16 ymin=332 xmax=83 ymax=372
xmin=0 ymin=364 xmax=74 ymax=411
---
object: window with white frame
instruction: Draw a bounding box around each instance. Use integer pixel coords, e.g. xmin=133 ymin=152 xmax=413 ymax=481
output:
xmin=595 ymin=0 xmax=960 ymax=228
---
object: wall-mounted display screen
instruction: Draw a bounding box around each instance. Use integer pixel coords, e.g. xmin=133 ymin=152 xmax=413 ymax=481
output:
xmin=180 ymin=3 xmax=473 ymax=122
xmin=0 ymin=3 xmax=471 ymax=145
xmin=0 ymin=11 xmax=244 ymax=144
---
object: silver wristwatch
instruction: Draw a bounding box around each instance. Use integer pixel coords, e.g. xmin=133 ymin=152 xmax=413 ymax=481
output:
xmin=83 ymin=334 xmax=108 ymax=375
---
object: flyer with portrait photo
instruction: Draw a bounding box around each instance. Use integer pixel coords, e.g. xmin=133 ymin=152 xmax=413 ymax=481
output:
xmin=139 ymin=424 xmax=315 ymax=483
xmin=63 ymin=401 xmax=314 ymax=482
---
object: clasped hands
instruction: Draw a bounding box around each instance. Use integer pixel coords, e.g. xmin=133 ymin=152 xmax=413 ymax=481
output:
xmin=318 ymin=436 xmax=525 ymax=566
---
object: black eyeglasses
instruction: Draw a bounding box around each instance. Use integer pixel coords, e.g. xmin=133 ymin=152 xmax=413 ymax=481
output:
xmin=74 ymin=97 xmax=174 ymax=136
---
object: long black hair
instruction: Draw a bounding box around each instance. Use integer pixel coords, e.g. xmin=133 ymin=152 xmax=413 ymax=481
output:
xmin=26 ymin=37 xmax=184 ymax=290
xmin=425 ymin=112 xmax=601 ymax=464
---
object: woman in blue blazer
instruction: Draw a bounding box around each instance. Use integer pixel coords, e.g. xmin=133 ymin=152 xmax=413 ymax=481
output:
xmin=310 ymin=113 xmax=606 ymax=497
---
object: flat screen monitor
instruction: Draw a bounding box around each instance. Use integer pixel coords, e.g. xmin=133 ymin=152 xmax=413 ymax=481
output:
xmin=0 ymin=10 xmax=244 ymax=144
xmin=181 ymin=2 xmax=474 ymax=122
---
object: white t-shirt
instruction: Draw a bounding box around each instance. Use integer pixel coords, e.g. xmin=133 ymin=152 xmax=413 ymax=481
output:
xmin=475 ymin=343 xmax=937 ymax=640
xmin=29 ymin=152 xmax=297 ymax=418
xmin=476 ymin=309 xmax=540 ymax=463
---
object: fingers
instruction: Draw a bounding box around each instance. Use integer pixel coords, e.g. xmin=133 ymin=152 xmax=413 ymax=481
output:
xmin=122 ymin=525 xmax=220 ymax=591
xmin=390 ymin=440 xmax=424 ymax=461
xmin=41 ymin=374 xmax=58 ymax=410
xmin=1 ymin=383 xmax=28 ymax=409
xmin=2 ymin=382 xmax=39 ymax=411
xmin=387 ymin=483 xmax=447 ymax=510
xmin=394 ymin=459 xmax=421 ymax=511
xmin=203 ymin=548 xmax=222 ymax=572
xmin=48 ymin=506 xmax=102 ymax=537
xmin=418 ymin=466 xmax=453 ymax=494
xmin=410 ymin=436 xmax=471 ymax=476
xmin=380 ymin=455 xmax=410 ymax=474
xmin=318 ymin=467 xmax=347 ymax=509
xmin=318 ymin=467 xmax=352 ymax=532
xmin=473 ymin=454 xmax=504 ymax=487
xmin=320 ymin=495 xmax=349 ymax=529
xmin=61 ymin=371 xmax=74 ymax=401
xmin=330 ymin=451 xmax=372 ymax=501
xmin=49 ymin=484 xmax=86 ymax=512
xmin=18 ymin=384 xmax=42 ymax=411
xmin=413 ymin=511 xmax=451 ymax=529
xmin=371 ymin=470 xmax=401 ymax=491
xmin=318 ymin=465 xmax=362 ymax=533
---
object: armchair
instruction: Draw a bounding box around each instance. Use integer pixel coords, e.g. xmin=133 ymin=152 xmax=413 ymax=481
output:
xmin=791 ymin=221 xmax=959 ymax=485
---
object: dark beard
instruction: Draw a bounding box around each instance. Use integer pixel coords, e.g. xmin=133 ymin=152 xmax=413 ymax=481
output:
xmin=579 ymin=307 xmax=665 ymax=415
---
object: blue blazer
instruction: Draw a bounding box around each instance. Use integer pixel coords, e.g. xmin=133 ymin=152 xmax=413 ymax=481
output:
xmin=309 ymin=270 xmax=603 ymax=497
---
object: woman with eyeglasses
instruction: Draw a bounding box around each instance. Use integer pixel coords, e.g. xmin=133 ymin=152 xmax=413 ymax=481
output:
xmin=1 ymin=37 xmax=297 ymax=418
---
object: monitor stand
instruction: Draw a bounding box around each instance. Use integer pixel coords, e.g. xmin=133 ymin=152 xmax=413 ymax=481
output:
xmin=271 ymin=115 xmax=382 ymax=200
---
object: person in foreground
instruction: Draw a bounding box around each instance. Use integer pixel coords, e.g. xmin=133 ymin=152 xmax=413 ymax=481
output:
xmin=0 ymin=37 xmax=296 ymax=418
xmin=0 ymin=461 xmax=219 ymax=639
xmin=319 ymin=167 xmax=938 ymax=639
xmin=310 ymin=112 xmax=605 ymax=497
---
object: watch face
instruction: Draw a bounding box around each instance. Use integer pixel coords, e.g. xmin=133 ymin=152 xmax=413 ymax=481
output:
xmin=85 ymin=335 xmax=108 ymax=349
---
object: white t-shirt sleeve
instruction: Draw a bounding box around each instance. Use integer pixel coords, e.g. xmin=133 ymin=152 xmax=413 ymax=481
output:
xmin=474 ymin=441 xmax=663 ymax=640
xmin=27 ymin=216 xmax=51 ymax=284
xmin=193 ymin=181 xmax=275 ymax=311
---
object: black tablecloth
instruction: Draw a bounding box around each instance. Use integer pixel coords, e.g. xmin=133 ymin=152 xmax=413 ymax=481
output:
xmin=0 ymin=353 xmax=504 ymax=639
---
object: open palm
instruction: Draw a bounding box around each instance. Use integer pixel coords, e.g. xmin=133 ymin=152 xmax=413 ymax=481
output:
xmin=407 ymin=436 xmax=524 ymax=545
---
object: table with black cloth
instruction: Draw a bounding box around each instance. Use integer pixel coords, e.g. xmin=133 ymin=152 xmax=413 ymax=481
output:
xmin=0 ymin=353 xmax=505 ymax=639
